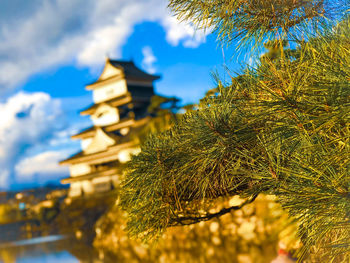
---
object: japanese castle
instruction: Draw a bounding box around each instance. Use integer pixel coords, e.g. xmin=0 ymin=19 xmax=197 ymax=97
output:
xmin=60 ymin=59 xmax=160 ymax=197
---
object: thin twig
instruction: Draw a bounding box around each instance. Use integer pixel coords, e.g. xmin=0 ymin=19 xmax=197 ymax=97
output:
xmin=169 ymin=193 xmax=259 ymax=226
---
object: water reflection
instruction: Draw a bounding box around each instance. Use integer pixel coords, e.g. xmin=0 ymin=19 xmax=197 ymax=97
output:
xmin=0 ymin=236 xmax=78 ymax=263
xmin=0 ymin=234 xmax=120 ymax=263
xmin=2 ymin=235 xmax=66 ymax=248
xmin=16 ymin=251 xmax=77 ymax=263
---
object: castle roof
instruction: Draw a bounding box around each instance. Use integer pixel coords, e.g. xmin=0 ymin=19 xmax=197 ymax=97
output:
xmin=109 ymin=60 xmax=160 ymax=81
xmin=80 ymin=93 xmax=133 ymax=115
xmin=59 ymin=141 xmax=135 ymax=165
xmin=86 ymin=59 xmax=160 ymax=90
xmin=71 ymin=118 xmax=135 ymax=139
xmin=61 ymin=167 xmax=121 ymax=184
xmin=60 ymin=117 xmax=149 ymax=165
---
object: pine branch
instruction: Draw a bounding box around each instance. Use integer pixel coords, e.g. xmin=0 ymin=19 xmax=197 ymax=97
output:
xmin=169 ymin=193 xmax=259 ymax=226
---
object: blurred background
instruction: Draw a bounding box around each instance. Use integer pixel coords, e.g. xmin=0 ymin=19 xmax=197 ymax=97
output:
xmin=0 ymin=1 xmax=297 ymax=262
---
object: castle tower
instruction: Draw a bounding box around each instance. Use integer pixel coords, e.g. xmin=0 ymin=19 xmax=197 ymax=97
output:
xmin=60 ymin=59 xmax=160 ymax=197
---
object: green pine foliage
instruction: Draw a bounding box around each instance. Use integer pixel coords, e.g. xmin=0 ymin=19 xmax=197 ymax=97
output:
xmin=131 ymin=95 xmax=181 ymax=144
xmin=168 ymin=0 xmax=348 ymax=50
xmin=121 ymin=0 xmax=350 ymax=261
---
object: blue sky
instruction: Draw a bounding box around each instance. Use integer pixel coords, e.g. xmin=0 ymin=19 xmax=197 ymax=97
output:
xmin=0 ymin=0 xmax=245 ymax=190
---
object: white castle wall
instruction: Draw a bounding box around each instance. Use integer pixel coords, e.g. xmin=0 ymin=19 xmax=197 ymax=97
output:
xmin=93 ymin=79 xmax=127 ymax=103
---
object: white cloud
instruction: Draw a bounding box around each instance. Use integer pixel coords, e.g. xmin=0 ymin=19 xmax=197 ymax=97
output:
xmin=77 ymin=19 xmax=131 ymax=65
xmin=160 ymin=15 xmax=207 ymax=48
xmin=0 ymin=0 xmax=210 ymax=93
xmin=0 ymin=92 xmax=63 ymax=189
xmin=15 ymin=151 xmax=68 ymax=181
xmin=142 ymin=46 xmax=157 ymax=74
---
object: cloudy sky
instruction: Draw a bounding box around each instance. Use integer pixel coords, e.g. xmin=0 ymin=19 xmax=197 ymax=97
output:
xmin=0 ymin=0 xmax=243 ymax=190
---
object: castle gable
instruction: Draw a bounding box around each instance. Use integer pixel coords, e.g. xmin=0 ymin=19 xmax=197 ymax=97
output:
xmin=91 ymin=104 xmax=120 ymax=126
xmin=83 ymin=128 xmax=117 ymax=154
xmin=98 ymin=60 xmax=123 ymax=81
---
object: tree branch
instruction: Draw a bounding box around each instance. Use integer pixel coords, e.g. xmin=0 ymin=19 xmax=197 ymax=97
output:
xmin=169 ymin=193 xmax=259 ymax=226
